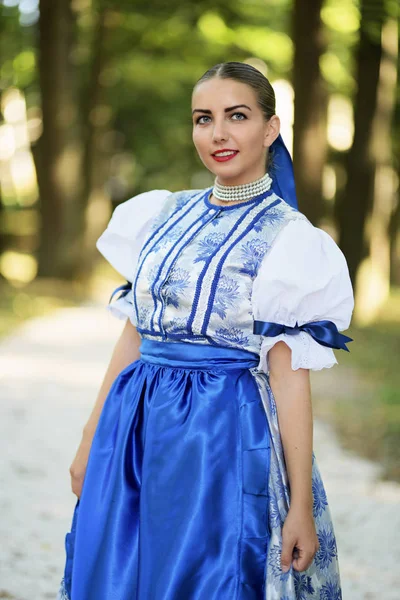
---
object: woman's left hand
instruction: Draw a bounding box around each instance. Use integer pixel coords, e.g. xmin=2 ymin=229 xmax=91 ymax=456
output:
xmin=280 ymin=505 xmax=319 ymax=573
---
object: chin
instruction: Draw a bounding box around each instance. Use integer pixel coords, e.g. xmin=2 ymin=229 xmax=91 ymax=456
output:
xmin=215 ymin=168 xmax=247 ymax=184
xmin=208 ymin=163 xmax=243 ymax=180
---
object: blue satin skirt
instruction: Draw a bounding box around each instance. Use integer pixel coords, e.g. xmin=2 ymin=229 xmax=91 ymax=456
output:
xmin=59 ymin=339 xmax=273 ymax=600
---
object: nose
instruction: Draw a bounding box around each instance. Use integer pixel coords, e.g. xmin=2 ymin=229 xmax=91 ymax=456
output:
xmin=212 ymin=118 xmax=229 ymax=143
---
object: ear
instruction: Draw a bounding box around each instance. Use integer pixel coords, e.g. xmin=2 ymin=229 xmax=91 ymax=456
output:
xmin=263 ymin=115 xmax=280 ymax=149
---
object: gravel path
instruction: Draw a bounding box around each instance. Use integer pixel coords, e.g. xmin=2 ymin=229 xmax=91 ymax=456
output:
xmin=0 ymin=305 xmax=399 ymax=599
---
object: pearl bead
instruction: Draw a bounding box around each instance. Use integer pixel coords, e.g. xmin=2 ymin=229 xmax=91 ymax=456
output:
xmin=213 ymin=173 xmax=272 ymax=202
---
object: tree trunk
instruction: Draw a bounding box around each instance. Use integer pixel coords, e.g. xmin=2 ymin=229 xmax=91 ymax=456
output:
xmin=292 ymin=0 xmax=327 ymax=224
xmin=79 ymin=7 xmax=114 ymax=277
xmin=388 ymin=30 xmax=400 ymax=286
xmin=337 ymin=0 xmax=384 ymax=289
xmin=339 ymin=1 xmax=398 ymax=323
xmin=362 ymin=17 xmax=398 ymax=320
xmin=35 ymin=0 xmax=83 ymax=279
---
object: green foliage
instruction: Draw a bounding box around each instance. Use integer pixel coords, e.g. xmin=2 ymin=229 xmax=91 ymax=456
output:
xmin=314 ymin=306 xmax=400 ymax=482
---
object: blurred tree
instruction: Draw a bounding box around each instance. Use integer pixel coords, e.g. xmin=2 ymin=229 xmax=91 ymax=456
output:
xmin=35 ymin=0 xmax=116 ymax=278
xmin=292 ymin=0 xmax=327 ymax=224
xmin=35 ymin=0 xmax=84 ymax=278
xmin=337 ymin=0 xmax=385 ymax=287
xmin=79 ymin=4 xmax=114 ymax=274
xmin=338 ymin=0 xmax=398 ymax=321
xmin=389 ymin=28 xmax=400 ymax=286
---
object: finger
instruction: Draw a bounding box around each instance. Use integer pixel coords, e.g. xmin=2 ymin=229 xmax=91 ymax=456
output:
xmin=281 ymin=540 xmax=295 ymax=572
xmin=292 ymin=550 xmax=315 ymax=572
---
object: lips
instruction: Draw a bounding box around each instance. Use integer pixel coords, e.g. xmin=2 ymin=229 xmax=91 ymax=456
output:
xmin=211 ymin=149 xmax=239 ymax=162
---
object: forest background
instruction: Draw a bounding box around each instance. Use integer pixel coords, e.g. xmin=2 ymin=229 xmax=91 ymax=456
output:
xmin=0 ymin=0 xmax=399 ymax=481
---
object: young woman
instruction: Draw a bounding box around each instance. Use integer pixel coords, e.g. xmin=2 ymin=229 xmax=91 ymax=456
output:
xmin=57 ymin=62 xmax=354 ymax=600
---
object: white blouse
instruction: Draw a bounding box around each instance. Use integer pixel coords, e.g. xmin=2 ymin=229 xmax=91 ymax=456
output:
xmin=96 ymin=189 xmax=354 ymax=373
xmin=252 ymin=219 xmax=354 ymax=372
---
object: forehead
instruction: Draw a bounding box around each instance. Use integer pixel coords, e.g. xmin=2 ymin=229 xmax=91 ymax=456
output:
xmin=191 ymin=78 xmax=258 ymax=109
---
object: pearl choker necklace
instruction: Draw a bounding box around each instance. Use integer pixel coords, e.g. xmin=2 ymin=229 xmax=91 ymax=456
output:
xmin=212 ymin=172 xmax=272 ymax=202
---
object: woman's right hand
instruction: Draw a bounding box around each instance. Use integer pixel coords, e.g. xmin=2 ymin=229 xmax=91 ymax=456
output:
xmin=69 ymin=434 xmax=93 ymax=499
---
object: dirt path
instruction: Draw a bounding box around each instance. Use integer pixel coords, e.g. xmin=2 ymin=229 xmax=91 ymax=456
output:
xmin=0 ymin=305 xmax=399 ymax=599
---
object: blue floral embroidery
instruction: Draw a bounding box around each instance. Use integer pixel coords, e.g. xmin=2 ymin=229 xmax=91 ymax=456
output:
xmin=267 ymin=544 xmax=292 ymax=581
xmin=319 ymin=577 xmax=342 ymax=600
xmin=268 ymin=387 xmax=278 ymax=417
xmin=57 ymin=578 xmax=70 ymax=599
xmin=294 ymin=571 xmax=315 ymax=598
xmin=315 ymin=527 xmax=337 ymax=571
xmin=214 ymin=326 xmax=249 ymax=348
xmin=175 ymin=194 xmax=190 ymax=211
xmin=269 ymin=490 xmax=283 ymax=528
xmin=161 ymin=268 xmax=190 ymax=308
xmin=138 ymin=306 xmax=151 ymax=327
xmin=253 ymin=207 xmax=285 ymax=232
xmin=239 ymin=238 xmax=269 ymax=278
xmin=149 ymin=210 xmax=169 ymax=233
xmin=312 ymin=472 xmax=328 ymax=517
xmin=169 ymin=316 xmax=188 ymax=333
xmin=152 ymin=226 xmax=183 ymax=251
xmin=272 ymin=461 xmax=289 ymax=501
xmin=212 ymin=275 xmax=240 ymax=319
xmin=147 ymin=264 xmax=161 ymax=286
xmin=194 ymin=233 xmax=226 ymax=263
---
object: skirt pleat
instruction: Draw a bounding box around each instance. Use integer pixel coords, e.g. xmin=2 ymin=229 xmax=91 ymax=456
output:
xmin=59 ymin=341 xmax=272 ymax=600
xmin=57 ymin=339 xmax=342 ymax=600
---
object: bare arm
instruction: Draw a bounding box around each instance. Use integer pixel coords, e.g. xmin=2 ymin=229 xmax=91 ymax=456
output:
xmin=268 ymin=340 xmax=319 ymax=572
xmin=70 ymin=318 xmax=142 ymax=497
xmin=268 ymin=340 xmax=313 ymax=510
xmin=83 ymin=319 xmax=142 ymax=439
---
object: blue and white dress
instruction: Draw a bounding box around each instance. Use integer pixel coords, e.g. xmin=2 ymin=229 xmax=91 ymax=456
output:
xmin=58 ymin=182 xmax=354 ymax=600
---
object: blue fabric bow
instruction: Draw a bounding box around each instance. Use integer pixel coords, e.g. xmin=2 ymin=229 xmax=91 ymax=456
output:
xmin=253 ymin=319 xmax=353 ymax=352
xmin=269 ymin=133 xmax=298 ymax=210
xmin=109 ymin=281 xmax=132 ymax=304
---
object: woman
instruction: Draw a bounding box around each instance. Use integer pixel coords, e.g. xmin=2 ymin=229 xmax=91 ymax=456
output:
xmin=57 ymin=62 xmax=354 ymax=600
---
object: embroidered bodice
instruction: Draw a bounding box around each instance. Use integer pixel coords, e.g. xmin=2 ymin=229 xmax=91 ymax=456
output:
xmin=97 ymin=187 xmax=354 ymax=373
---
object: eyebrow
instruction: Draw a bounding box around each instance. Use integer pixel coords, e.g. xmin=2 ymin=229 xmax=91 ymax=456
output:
xmin=192 ymin=104 xmax=252 ymax=115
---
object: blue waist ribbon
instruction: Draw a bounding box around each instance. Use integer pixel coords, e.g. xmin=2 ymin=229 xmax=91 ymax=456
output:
xmin=253 ymin=319 xmax=353 ymax=352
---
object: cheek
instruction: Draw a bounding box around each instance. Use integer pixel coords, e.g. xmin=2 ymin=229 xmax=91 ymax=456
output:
xmin=193 ymin=129 xmax=208 ymax=157
xmin=239 ymin=126 xmax=265 ymax=155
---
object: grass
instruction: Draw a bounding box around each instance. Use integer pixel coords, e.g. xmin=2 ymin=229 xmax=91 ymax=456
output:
xmin=313 ymin=290 xmax=400 ymax=482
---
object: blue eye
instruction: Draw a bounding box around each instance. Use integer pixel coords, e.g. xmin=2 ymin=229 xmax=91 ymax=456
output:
xmin=231 ymin=112 xmax=246 ymax=120
xmin=196 ymin=115 xmax=211 ymax=124
xmin=195 ymin=112 xmax=247 ymax=125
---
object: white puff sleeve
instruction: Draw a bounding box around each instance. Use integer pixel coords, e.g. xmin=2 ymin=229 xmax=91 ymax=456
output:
xmin=252 ymin=218 xmax=354 ymax=373
xmin=96 ymin=189 xmax=172 ymax=320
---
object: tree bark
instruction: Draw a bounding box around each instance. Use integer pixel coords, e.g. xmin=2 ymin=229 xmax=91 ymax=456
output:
xmin=337 ymin=0 xmax=384 ymax=289
xmin=80 ymin=7 xmax=113 ymax=277
xmin=388 ymin=30 xmax=400 ymax=286
xmin=35 ymin=0 xmax=83 ymax=279
xmin=292 ymin=0 xmax=327 ymax=224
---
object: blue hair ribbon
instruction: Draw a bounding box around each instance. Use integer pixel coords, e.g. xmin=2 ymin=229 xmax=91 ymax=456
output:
xmin=269 ymin=133 xmax=298 ymax=210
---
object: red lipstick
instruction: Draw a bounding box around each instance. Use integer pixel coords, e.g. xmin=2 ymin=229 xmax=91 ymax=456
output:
xmin=211 ymin=149 xmax=239 ymax=162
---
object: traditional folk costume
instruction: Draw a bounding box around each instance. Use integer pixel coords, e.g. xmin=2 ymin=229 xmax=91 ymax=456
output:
xmin=57 ymin=135 xmax=353 ymax=600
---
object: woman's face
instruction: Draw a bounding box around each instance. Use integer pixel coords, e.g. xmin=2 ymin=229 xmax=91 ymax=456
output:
xmin=191 ymin=77 xmax=280 ymax=186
